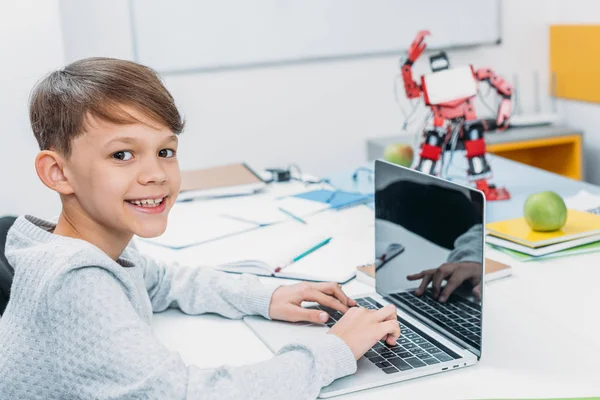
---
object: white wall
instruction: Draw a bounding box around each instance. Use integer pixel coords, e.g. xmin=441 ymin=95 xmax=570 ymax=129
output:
xmin=58 ymin=0 xmax=133 ymax=62
xmin=56 ymin=0 xmax=557 ymax=177
xmin=158 ymin=0 xmax=557 ymax=177
xmin=0 ymin=0 xmax=65 ymax=218
xmin=2 ymin=0 xmax=589 ymax=218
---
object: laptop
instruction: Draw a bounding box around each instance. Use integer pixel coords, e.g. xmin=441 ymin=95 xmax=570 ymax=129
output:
xmin=244 ymin=160 xmax=485 ymax=397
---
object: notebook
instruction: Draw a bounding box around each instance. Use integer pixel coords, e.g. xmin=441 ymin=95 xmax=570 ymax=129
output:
xmin=484 ymin=258 xmax=514 ymax=281
xmin=177 ymin=163 xmax=267 ymax=201
xmin=486 ymin=209 xmax=600 ymax=248
xmin=290 ymin=189 xmax=374 ymax=210
xmin=486 ymin=233 xmax=600 ymax=257
xmin=216 ymin=233 xmax=372 ymax=283
xmin=355 ymin=258 xmax=512 ymax=286
xmin=489 ymin=240 xmax=600 ymax=262
xmin=222 ymin=196 xmax=332 ymax=226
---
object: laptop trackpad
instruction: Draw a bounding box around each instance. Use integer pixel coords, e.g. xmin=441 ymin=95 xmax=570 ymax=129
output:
xmin=244 ymin=316 xmax=330 ymax=353
xmin=244 ymin=316 xmax=396 ymax=396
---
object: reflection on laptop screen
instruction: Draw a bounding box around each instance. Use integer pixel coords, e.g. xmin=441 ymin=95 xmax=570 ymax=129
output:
xmin=374 ymin=160 xmax=484 ymax=358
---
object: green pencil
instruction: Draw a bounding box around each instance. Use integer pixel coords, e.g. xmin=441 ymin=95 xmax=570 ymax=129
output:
xmin=278 ymin=207 xmax=307 ymax=224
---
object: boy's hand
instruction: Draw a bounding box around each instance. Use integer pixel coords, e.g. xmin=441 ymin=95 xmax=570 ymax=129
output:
xmin=269 ymin=282 xmax=357 ymax=324
xmin=329 ymin=304 xmax=401 ymax=359
xmin=407 ymin=261 xmax=482 ymax=303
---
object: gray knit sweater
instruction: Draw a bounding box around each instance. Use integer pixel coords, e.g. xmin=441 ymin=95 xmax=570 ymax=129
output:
xmin=0 ymin=215 xmax=356 ymax=399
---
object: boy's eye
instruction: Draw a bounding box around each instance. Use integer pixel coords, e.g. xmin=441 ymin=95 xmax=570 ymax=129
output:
xmin=112 ymin=151 xmax=133 ymax=161
xmin=158 ymin=149 xmax=176 ymax=158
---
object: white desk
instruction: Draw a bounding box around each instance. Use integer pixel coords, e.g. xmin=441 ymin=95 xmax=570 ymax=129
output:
xmin=150 ymin=161 xmax=600 ymax=399
xmin=152 ymin=255 xmax=600 ymax=399
xmin=149 ymin=247 xmax=600 ymax=398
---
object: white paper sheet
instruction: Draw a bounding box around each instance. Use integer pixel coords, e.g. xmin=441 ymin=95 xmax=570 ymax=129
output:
xmin=220 ymin=193 xmax=332 ymax=225
xmin=564 ymin=190 xmax=600 ymax=213
xmin=139 ymin=201 xmax=258 ymax=248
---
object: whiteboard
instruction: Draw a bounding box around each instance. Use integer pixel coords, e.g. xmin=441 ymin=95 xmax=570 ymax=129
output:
xmin=130 ymin=0 xmax=501 ymax=74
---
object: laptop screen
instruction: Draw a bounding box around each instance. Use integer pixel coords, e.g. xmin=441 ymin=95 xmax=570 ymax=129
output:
xmin=374 ymin=160 xmax=484 ymax=358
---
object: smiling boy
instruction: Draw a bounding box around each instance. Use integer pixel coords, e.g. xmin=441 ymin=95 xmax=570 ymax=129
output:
xmin=0 ymin=58 xmax=399 ymax=400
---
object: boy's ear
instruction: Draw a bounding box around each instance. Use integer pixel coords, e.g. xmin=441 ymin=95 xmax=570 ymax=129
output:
xmin=35 ymin=150 xmax=75 ymax=195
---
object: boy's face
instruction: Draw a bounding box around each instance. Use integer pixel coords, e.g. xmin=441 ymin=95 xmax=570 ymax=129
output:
xmin=63 ymin=108 xmax=181 ymax=238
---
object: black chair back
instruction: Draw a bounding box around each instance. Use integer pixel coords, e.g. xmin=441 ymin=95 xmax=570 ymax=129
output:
xmin=0 ymin=216 xmax=17 ymax=316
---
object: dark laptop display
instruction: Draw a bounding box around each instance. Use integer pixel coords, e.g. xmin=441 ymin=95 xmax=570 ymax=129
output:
xmin=374 ymin=160 xmax=484 ymax=358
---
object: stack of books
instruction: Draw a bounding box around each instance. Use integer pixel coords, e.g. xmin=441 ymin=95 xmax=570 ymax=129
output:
xmin=486 ymin=209 xmax=600 ymax=261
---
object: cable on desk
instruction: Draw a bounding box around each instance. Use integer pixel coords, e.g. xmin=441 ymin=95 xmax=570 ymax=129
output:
xmin=265 ymin=163 xmax=333 ymax=187
xmin=287 ymin=163 xmax=302 ymax=180
xmin=352 ymin=167 xmax=374 ymax=184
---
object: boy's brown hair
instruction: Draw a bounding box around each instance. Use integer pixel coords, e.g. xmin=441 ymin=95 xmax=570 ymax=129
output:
xmin=29 ymin=57 xmax=185 ymax=158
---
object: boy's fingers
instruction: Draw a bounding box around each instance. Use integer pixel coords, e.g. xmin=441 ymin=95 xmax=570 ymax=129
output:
xmin=374 ymin=304 xmax=397 ymax=322
xmin=472 ymin=284 xmax=482 ymax=300
xmin=380 ymin=320 xmax=401 ymax=345
xmin=295 ymin=307 xmax=329 ymax=324
xmin=431 ymin=268 xmax=450 ymax=298
xmin=416 ymin=273 xmax=433 ymax=296
xmin=318 ymin=282 xmax=352 ymax=307
xmin=333 ymin=285 xmax=353 ymax=307
xmin=307 ymin=290 xmax=349 ymax=313
xmin=406 ymin=271 xmax=425 ymax=280
xmin=439 ymin=274 xmax=463 ymax=303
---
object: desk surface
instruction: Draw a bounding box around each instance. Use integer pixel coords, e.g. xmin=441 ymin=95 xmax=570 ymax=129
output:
xmin=330 ymin=153 xmax=600 ymax=223
xmin=151 ymin=157 xmax=600 ymax=399
xmin=153 ymin=277 xmax=600 ymax=399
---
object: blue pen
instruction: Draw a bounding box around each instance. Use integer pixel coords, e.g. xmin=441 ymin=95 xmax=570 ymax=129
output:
xmin=325 ymin=190 xmax=337 ymax=203
xmin=275 ymin=237 xmax=332 ymax=272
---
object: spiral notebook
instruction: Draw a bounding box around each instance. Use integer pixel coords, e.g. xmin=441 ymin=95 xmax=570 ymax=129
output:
xmin=215 ymin=233 xmax=373 ymax=283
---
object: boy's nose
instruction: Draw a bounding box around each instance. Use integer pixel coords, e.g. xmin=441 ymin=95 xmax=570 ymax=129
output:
xmin=139 ymin=160 xmax=168 ymax=185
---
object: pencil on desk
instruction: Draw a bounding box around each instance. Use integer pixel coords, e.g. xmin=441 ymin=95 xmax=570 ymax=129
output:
xmin=325 ymin=190 xmax=337 ymax=203
xmin=278 ymin=207 xmax=307 ymax=224
xmin=275 ymin=237 xmax=332 ymax=273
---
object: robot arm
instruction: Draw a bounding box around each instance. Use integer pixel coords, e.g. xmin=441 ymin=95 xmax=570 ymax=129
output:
xmin=475 ymin=68 xmax=513 ymax=129
xmin=401 ymin=30 xmax=430 ymax=99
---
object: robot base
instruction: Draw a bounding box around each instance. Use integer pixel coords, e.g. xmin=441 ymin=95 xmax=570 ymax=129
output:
xmin=475 ymin=180 xmax=511 ymax=201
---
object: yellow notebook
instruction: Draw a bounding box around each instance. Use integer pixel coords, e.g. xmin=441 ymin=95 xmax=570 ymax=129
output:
xmin=486 ymin=209 xmax=600 ymax=248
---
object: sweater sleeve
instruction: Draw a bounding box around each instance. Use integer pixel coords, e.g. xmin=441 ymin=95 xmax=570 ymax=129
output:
xmin=132 ymin=249 xmax=281 ymax=319
xmin=446 ymin=223 xmax=484 ymax=264
xmin=46 ymin=267 xmax=357 ymax=400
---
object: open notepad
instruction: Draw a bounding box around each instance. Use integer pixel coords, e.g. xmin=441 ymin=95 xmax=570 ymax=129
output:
xmin=215 ymin=234 xmax=371 ymax=282
xmin=135 ymin=205 xmax=375 ymax=283
xmin=215 ymin=207 xmax=375 ymax=282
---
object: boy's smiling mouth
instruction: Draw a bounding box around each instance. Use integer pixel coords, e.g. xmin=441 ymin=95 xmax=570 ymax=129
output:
xmin=125 ymin=195 xmax=168 ymax=212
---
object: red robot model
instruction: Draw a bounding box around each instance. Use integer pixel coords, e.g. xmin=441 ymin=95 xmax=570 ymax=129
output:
xmin=401 ymin=30 xmax=513 ymax=201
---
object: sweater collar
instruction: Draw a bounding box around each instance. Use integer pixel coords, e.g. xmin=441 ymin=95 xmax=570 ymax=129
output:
xmin=9 ymin=215 xmax=136 ymax=268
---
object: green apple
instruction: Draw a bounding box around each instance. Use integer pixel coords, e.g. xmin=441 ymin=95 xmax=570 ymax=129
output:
xmin=523 ymin=191 xmax=567 ymax=232
xmin=384 ymin=143 xmax=414 ymax=168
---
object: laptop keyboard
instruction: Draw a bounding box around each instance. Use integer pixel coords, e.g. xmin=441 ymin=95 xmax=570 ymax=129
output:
xmin=391 ymin=290 xmax=482 ymax=349
xmin=307 ymin=296 xmax=460 ymax=374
